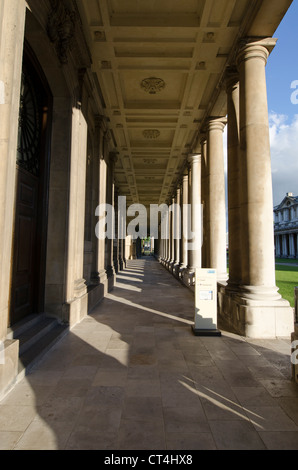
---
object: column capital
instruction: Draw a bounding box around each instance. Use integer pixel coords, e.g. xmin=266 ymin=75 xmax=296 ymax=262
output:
xmin=109 ymin=151 xmax=118 ymax=165
xmin=182 ymin=167 xmax=189 ymax=180
xmin=224 ymin=66 xmax=239 ymax=93
xmin=200 ymin=133 xmax=207 ymax=145
xmin=188 ymin=153 xmax=201 ymax=165
xmin=236 ymin=37 xmax=277 ymax=67
xmin=208 ymin=117 xmax=227 ymax=133
xmin=94 ymin=114 xmax=108 ymax=130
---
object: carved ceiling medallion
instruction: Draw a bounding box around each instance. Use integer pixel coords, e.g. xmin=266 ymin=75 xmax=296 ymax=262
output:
xmin=143 ymin=129 xmax=160 ymax=139
xmin=141 ymin=77 xmax=166 ymax=95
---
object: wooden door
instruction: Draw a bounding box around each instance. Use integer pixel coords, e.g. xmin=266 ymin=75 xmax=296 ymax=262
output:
xmin=10 ymin=168 xmax=39 ymax=323
xmin=9 ymin=43 xmax=52 ymax=326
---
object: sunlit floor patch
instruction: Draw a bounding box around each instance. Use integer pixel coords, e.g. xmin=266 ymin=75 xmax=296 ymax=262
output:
xmin=106 ymin=293 xmax=193 ymax=326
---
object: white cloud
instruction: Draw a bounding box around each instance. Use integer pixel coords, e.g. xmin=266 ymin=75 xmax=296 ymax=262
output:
xmin=269 ymin=113 xmax=298 ymax=206
xmin=223 ymin=113 xmax=298 ymax=211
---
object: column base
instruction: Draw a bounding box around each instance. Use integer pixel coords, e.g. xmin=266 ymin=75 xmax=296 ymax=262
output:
xmin=192 ymin=326 xmax=222 ymax=337
xmin=74 ymin=278 xmax=87 ymax=298
xmin=91 ymin=269 xmax=108 ymax=286
xmin=63 ymin=292 xmax=88 ymax=328
xmin=164 ymin=258 xmax=171 ymax=270
xmin=113 ymin=259 xmax=120 ymax=274
xmin=106 ymin=265 xmax=116 ymax=278
xmin=182 ymin=268 xmax=195 ymax=288
xmin=291 ymin=324 xmax=298 ymax=383
xmin=173 ymin=262 xmax=181 ymax=278
xmin=168 ymin=260 xmax=175 ymax=273
xmin=178 ymin=265 xmax=187 ymax=280
xmin=217 ymin=272 xmax=229 ymax=285
xmin=218 ymin=285 xmax=294 ymax=338
xmin=118 ymin=257 xmax=124 ymax=271
xmin=106 ymin=265 xmax=116 ymax=292
xmin=0 ymin=339 xmax=19 ymax=401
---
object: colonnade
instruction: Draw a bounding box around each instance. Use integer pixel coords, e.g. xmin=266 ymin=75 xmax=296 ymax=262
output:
xmin=0 ymin=0 xmax=295 ymax=400
xmin=160 ymin=38 xmax=294 ymax=339
xmin=275 ymin=233 xmax=298 ymax=259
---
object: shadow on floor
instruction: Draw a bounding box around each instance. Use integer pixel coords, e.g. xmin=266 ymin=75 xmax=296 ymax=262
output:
xmin=2 ymin=258 xmax=298 ymax=450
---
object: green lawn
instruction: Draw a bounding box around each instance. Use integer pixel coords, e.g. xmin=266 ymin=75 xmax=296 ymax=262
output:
xmin=227 ymin=259 xmax=297 ymax=308
xmin=275 ymin=264 xmax=298 ymax=308
xmin=276 ymin=258 xmax=298 ymax=265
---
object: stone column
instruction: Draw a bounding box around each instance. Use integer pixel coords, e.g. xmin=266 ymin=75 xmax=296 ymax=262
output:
xmin=166 ymin=199 xmax=172 ymax=268
xmin=282 ymin=235 xmax=288 ymax=258
xmin=184 ymin=154 xmax=202 ymax=286
xmin=113 ymin=187 xmax=120 ymax=273
xmin=290 ymin=233 xmax=296 ymax=258
xmin=0 ymin=0 xmax=27 ymax=399
xmin=120 ymin=202 xmax=126 ymax=269
xmin=161 ymin=213 xmax=166 ymax=264
xmin=174 ymin=187 xmax=181 ymax=276
xmin=163 ymin=211 xmax=169 ymax=264
xmin=65 ymin=105 xmax=88 ymax=321
xmin=169 ymin=196 xmax=176 ymax=272
xmin=122 ymin=230 xmax=127 ymax=268
xmin=117 ymin=191 xmax=126 ymax=271
xmin=92 ymin=117 xmax=108 ymax=295
xmin=275 ymin=235 xmax=281 ymax=258
xmin=207 ymin=117 xmax=228 ymax=283
xmin=226 ymin=71 xmax=242 ymax=290
xmin=232 ymin=38 xmax=293 ymax=337
xmin=118 ymin=204 xmax=123 ymax=270
xmin=200 ymin=135 xmax=209 ymax=268
xmin=106 ymin=152 xmax=117 ymax=281
xmin=97 ymin=145 xmax=108 ymax=284
xmin=180 ymin=169 xmax=189 ymax=276
xmin=237 ymin=39 xmax=279 ymax=295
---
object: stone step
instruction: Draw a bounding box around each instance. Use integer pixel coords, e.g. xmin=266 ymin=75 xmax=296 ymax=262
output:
xmin=7 ymin=313 xmax=47 ymax=341
xmin=18 ymin=323 xmax=68 ymax=379
xmin=7 ymin=314 xmax=69 ymax=381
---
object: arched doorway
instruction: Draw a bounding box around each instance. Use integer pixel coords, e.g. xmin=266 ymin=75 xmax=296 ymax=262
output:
xmin=9 ymin=41 xmax=52 ymax=326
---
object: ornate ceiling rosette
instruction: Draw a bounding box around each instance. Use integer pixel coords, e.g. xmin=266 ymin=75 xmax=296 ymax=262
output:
xmin=140 ymin=77 xmax=166 ymax=95
xmin=143 ymin=129 xmax=160 ymax=139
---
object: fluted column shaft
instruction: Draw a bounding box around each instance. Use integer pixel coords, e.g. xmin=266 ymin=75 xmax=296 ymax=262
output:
xmin=171 ymin=196 xmax=175 ymax=265
xmin=200 ymin=136 xmax=209 ymax=268
xmin=106 ymin=152 xmax=117 ymax=277
xmin=187 ymin=154 xmax=202 ymax=271
xmin=207 ymin=118 xmax=227 ymax=282
xmin=226 ymin=72 xmax=242 ymax=289
xmin=181 ymin=171 xmax=189 ymax=269
xmin=237 ymin=39 xmax=278 ymax=297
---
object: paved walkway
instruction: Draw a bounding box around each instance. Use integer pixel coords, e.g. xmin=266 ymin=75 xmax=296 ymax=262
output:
xmin=1 ymin=258 xmax=298 ymax=450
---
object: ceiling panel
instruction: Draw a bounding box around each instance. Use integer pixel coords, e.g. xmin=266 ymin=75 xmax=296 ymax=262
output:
xmin=75 ymin=0 xmax=278 ymax=208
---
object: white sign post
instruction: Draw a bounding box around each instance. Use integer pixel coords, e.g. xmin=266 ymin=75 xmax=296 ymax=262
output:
xmin=192 ymin=268 xmax=221 ymax=336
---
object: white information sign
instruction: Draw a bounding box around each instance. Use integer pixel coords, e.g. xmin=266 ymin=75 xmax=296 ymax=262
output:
xmin=192 ymin=268 xmax=221 ymax=336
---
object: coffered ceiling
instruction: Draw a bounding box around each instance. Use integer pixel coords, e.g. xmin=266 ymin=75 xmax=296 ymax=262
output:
xmin=75 ymin=0 xmax=292 ymax=210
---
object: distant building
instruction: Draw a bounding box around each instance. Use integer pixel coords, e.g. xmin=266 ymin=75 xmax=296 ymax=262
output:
xmin=274 ymin=193 xmax=298 ymax=259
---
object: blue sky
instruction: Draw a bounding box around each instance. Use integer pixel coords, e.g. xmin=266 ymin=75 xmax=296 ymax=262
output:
xmin=267 ymin=0 xmax=298 ymax=121
xmin=266 ymin=0 xmax=298 ymax=206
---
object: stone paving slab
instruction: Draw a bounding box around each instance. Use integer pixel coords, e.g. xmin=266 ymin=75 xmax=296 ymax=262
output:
xmin=1 ymin=257 xmax=298 ymax=450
